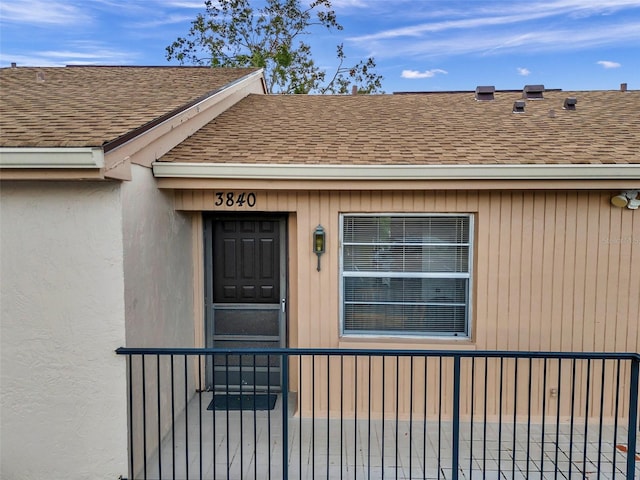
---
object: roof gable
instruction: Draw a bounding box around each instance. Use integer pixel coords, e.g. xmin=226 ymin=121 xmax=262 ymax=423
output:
xmin=0 ymin=66 xmax=260 ymax=149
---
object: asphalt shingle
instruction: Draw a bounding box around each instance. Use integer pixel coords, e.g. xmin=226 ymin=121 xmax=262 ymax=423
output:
xmin=160 ymin=91 xmax=640 ymax=165
xmin=0 ymin=66 xmax=259 ymax=149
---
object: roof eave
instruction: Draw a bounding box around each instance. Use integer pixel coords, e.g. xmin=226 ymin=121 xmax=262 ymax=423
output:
xmin=0 ymin=147 xmax=104 ymax=168
xmin=152 ymin=162 xmax=640 ymax=181
xmin=0 ymin=147 xmax=114 ymax=180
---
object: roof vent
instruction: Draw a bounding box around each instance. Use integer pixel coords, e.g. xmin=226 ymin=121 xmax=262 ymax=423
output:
xmin=523 ymin=84 xmax=544 ymax=100
xmin=475 ymin=85 xmax=495 ymax=101
xmin=10 ymin=62 xmax=17 ymax=68
xmin=563 ymin=97 xmax=577 ymax=110
xmin=513 ymin=100 xmax=526 ymax=113
xmin=621 ymin=83 xmax=628 ymax=92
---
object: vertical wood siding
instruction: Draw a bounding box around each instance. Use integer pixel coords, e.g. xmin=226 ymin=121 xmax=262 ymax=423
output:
xmin=175 ymin=189 xmax=639 ymax=418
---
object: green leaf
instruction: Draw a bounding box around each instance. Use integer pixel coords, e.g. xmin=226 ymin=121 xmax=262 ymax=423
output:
xmin=166 ymin=0 xmax=383 ymax=94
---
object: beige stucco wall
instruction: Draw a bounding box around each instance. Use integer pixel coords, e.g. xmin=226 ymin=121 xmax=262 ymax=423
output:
xmin=121 ymin=164 xmax=196 ymax=476
xmin=122 ymin=164 xmax=195 ymax=348
xmin=0 ymin=181 xmax=128 ymax=480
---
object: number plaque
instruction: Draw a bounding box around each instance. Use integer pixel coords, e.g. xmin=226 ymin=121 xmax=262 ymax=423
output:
xmin=214 ymin=192 xmax=257 ymax=208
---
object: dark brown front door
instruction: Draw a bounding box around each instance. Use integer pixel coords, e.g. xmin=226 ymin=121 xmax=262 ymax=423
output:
xmin=204 ymin=215 xmax=286 ymax=391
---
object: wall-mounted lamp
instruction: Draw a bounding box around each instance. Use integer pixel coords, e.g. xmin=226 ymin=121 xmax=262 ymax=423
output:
xmin=313 ymin=225 xmax=326 ymax=271
xmin=611 ymin=190 xmax=640 ymax=209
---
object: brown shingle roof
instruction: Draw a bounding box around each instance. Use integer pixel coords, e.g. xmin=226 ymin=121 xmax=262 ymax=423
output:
xmin=0 ymin=66 xmax=259 ymax=149
xmin=160 ymin=90 xmax=640 ymax=165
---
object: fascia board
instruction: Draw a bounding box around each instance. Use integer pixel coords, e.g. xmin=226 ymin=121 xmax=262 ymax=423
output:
xmin=151 ymin=162 xmax=640 ymax=181
xmin=0 ymin=147 xmax=104 ymax=169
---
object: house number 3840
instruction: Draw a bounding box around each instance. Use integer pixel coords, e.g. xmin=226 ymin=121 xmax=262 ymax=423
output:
xmin=214 ymin=192 xmax=257 ymax=208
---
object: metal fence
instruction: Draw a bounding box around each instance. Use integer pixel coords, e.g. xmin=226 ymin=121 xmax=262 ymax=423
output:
xmin=115 ymin=348 xmax=639 ymax=480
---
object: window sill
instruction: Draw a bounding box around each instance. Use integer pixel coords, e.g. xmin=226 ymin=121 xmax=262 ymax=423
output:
xmin=338 ymin=334 xmax=476 ymax=350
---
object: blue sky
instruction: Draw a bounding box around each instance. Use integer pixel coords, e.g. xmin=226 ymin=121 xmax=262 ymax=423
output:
xmin=1 ymin=0 xmax=639 ymax=92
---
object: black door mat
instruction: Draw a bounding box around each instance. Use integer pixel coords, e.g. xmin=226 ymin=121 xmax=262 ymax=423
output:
xmin=207 ymin=393 xmax=277 ymax=411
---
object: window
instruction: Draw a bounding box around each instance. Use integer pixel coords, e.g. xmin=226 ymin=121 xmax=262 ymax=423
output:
xmin=340 ymin=214 xmax=473 ymax=337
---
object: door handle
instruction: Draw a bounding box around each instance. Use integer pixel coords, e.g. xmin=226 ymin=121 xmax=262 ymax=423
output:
xmin=281 ymin=298 xmax=286 ymax=313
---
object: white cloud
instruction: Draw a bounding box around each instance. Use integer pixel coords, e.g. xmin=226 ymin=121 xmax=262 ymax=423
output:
xmin=346 ymin=1 xmax=640 ymax=61
xmin=597 ymin=60 xmax=622 ymax=68
xmin=129 ymin=14 xmax=194 ymax=28
xmin=331 ymin=0 xmax=368 ymax=7
xmin=517 ymin=67 xmax=531 ymax=76
xmin=0 ymin=0 xmax=91 ymax=25
xmin=101 ymin=0 xmax=204 ymax=9
xmin=38 ymin=49 xmax=131 ymax=61
xmin=350 ymin=22 xmax=640 ymax=60
xmin=0 ymin=43 xmax=139 ymax=67
xmin=0 ymin=54 xmax=65 ymax=67
xmin=350 ymin=14 xmax=540 ymax=42
xmin=349 ymin=0 xmax=640 ymax=42
xmin=161 ymin=1 xmax=206 ymax=7
xmin=401 ymin=69 xmax=447 ymax=79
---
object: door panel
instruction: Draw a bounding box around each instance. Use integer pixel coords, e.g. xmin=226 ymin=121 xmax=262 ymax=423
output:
xmin=214 ymin=219 xmax=280 ymax=303
xmin=205 ymin=215 xmax=286 ymax=392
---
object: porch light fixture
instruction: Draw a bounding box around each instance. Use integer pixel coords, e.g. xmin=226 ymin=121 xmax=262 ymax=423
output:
xmin=313 ymin=225 xmax=326 ymax=271
xmin=611 ymin=190 xmax=640 ymax=209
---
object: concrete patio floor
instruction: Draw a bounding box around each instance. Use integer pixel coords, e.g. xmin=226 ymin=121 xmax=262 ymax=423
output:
xmin=136 ymin=392 xmax=639 ymax=480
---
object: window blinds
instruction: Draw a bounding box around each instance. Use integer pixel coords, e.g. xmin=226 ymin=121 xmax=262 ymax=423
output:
xmin=341 ymin=215 xmax=472 ymax=337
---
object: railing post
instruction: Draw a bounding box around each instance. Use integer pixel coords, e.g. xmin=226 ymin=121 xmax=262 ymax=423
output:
xmin=452 ymin=355 xmax=460 ymax=480
xmin=127 ymin=354 xmax=134 ymax=480
xmin=282 ymin=352 xmax=289 ymax=480
xmin=627 ymin=357 xmax=639 ymax=480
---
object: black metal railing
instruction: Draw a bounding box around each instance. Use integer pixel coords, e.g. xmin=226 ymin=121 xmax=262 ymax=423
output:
xmin=115 ymin=348 xmax=640 ymax=480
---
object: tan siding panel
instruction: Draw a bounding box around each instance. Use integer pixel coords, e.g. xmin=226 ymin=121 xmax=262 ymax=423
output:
xmin=627 ymin=212 xmax=640 ymax=353
xmin=582 ymin=194 xmax=599 ymax=352
xmin=552 ymin=193 xmax=567 ymax=352
xmin=179 ymin=189 xmax=638 ymax=419
xmin=518 ymin=192 xmax=534 ymax=351
xmin=474 ymin=193 xmax=489 ymax=346
xmin=486 ymin=192 xmax=502 ymax=350
xmin=572 ymin=191 xmax=588 ymax=352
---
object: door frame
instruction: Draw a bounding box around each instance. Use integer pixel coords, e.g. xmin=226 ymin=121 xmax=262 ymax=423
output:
xmin=203 ymin=213 xmax=288 ymax=390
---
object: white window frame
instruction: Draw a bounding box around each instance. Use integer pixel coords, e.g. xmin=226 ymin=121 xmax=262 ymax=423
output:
xmin=339 ymin=213 xmax=474 ymax=339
